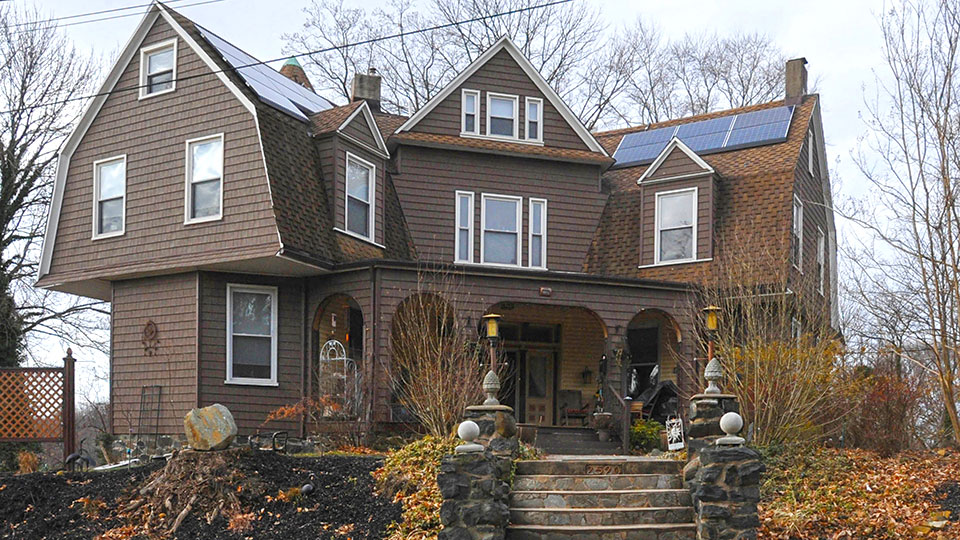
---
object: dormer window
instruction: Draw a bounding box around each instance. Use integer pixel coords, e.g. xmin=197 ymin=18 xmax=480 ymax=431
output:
xmin=526 ymin=97 xmax=542 ymax=142
xmin=461 ymin=89 xmax=480 ymax=135
xmin=345 ymin=152 xmax=375 ymax=240
xmin=487 ymin=93 xmax=518 ymax=138
xmin=93 ymin=156 xmax=126 ymax=239
xmin=655 ymin=188 xmax=697 ymax=264
xmin=139 ymin=39 xmax=177 ymax=99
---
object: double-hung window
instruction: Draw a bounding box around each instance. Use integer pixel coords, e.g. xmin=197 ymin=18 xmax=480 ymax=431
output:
xmin=226 ymin=284 xmax=278 ymax=385
xmin=487 ymin=93 xmax=518 ymax=138
xmin=139 ymin=39 xmax=176 ymax=98
xmin=455 ymin=191 xmax=475 ymax=263
xmin=481 ymin=194 xmax=522 ymax=265
xmin=461 ymin=89 xmax=480 ymax=135
xmin=93 ymin=156 xmax=126 ymax=238
xmin=526 ymin=97 xmax=543 ymax=142
xmin=655 ymin=188 xmax=697 ymax=263
xmin=792 ymin=195 xmax=804 ymax=270
xmin=529 ymin=198 xmax=547 ymax=268
xmin=185 ymin=134 xmax=223 ymax=223
xmin=345 ymin=152 xmax=375 ymax=240
xmin=817 ymin=228 xmax=826 ymax=295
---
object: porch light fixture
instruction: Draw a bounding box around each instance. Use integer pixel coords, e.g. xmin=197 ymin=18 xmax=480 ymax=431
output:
xmin=483 ymin=313 xmax=502 ymax=341
xmin=581 ymin=366 xmax=593 ymax=384
xmin=703 ymin=305 xmax=720 ymax=333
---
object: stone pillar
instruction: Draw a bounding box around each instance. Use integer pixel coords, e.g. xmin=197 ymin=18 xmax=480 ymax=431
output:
xmin=437 ymin=450 xmax=512 ymax=540
xmin=686 ymin=394 xmax=740 ymax=459
xmin=464 ymin=405 xmax=519 ymax=457
xmin=690 ymin=445 xmax=765 ymax=540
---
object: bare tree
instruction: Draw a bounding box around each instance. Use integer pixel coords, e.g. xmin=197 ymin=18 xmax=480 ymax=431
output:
xmin=387 ymin=268 xmax=485 ymax=438
xmin=843 ymin=0 xmax=960 ymax=444
xmin=0 ymin=7 xmax=106 ymax=363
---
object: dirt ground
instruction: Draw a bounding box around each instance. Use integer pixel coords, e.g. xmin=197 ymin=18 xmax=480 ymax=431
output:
xmin=0 ymin=451 xmax=400 ymax=540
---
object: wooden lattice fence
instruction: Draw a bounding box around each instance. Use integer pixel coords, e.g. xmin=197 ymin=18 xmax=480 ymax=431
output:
xmin=0 ymin=349 xmax=76 ymax=460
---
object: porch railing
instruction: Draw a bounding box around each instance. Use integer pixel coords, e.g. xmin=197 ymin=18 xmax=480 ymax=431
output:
xmin=606 ymin=382 xmax=630 ymax=454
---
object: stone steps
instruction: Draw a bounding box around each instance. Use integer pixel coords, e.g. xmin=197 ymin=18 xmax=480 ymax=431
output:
xmin=512 ymin=473 xmax=682 ymax=491
xmin=507 ymin=523 xmax=697 ymax=540
xmin=509 ymin=505 xmax=695 ymax=526
xmin=507 ymin=458 xmax=694 ymax=540
xmin=515 ymin=458 xmax=682 ymax=476
xmin=534 ymin=427 xmax=621 ymax=455
xmin=510 ymin=488 xmax=692 ymax=509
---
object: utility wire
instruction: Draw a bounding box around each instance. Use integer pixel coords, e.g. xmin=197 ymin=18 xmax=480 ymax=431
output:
xmin=12 ymin=0 xmax=202 ymax=27
xmin=1 ymin=0 xmax=574 ymax=116
xmin=19 ymin=0 xmax=226 ymax=34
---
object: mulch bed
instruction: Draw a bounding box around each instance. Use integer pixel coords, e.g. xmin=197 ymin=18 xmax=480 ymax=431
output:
xmin=0 ymin=450 xmax=400 ymax=539
xmin=936 ymin=481 xmax=960 ymax=522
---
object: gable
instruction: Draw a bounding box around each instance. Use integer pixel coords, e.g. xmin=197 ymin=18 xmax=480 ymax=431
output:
xmin=339 ymin=102 xmax=389 ymax=157
xmin=396 ymin=37 xmax=606 ymax=155
xmin=638 ymin=138 xmax=713 ymax=183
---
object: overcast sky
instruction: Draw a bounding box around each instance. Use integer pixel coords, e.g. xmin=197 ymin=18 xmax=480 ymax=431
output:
xmin=32 ymin=0 xmax=887 ymax=400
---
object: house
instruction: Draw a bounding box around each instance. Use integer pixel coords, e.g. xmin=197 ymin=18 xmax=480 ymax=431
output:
xmin=35 ymin=3 xmax=837 ymax=443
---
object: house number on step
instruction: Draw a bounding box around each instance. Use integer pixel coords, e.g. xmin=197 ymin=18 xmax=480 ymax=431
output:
xmin=585 ymin=464 xmax=621 ymax=475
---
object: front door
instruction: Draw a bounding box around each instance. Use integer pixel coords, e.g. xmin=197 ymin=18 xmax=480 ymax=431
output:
xmin=525 ymin=350 xmax=554 ymax=425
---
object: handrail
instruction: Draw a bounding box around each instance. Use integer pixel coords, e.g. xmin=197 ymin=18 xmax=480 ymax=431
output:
xmin=606 ymin=381 xmax=631 ymax=454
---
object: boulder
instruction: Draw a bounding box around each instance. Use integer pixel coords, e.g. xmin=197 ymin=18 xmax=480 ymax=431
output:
xmin=183 ymin=404 xmax=237 ymax=451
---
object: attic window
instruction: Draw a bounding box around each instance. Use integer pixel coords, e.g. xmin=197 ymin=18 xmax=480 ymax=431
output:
xmin=462 ymin=89 xmax=479 ymax=135
xmin=185 ymin=134 xmax=224 ymax=224
xmin=487 ymin=93 xmax=518 ymax=138
xmin=139 ymin=39 xmax=177 ymax=98
xmin=526 ymin=97 xmax=542 ymax=142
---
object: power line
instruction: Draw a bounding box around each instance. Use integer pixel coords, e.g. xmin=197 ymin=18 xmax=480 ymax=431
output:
xmin=1 ymin=0 xmax=575 ymax=116
xmin=12 ymin=0 xmax=199 ymax=28
xmin=18 ymin=0 xmax=226 ymax=34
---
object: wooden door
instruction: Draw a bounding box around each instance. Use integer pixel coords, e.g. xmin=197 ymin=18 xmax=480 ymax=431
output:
xmin=525 ymin=350 xmax=554 ymax=425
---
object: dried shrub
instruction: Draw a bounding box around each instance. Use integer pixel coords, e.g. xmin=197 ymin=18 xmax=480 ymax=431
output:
xmin=16 ymin=450 xmax=38 ymax=474
xmin=372 ymin=436 xmax=458 ymax=540
xmin=226 ymin=511 xmax=255 ymax=532
xmin=72 ymin=497 xmax=107 ymax=519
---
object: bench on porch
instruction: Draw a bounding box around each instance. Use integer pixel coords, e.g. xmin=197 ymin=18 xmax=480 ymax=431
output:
xmin=558 ymin=390 xmax=591 ymax=426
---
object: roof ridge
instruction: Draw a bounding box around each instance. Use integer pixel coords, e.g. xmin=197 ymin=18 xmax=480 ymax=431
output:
xmin=594 ymin=98 xmax=800 ymax=139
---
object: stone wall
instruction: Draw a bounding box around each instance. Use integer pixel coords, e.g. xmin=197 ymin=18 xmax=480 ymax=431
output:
xmin=438 ymin=450 xmax=512 ymax=540
xmin=689 ymin=446 xmax=765 ymax=540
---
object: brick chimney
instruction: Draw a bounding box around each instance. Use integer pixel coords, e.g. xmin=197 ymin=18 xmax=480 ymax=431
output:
xmin=351 ymin=68 xmax=381 ymax=113
xmin=785 ymin=57 xmax=808 ymax=104
xmin=279 ymin=57 xmax=313 ymax=91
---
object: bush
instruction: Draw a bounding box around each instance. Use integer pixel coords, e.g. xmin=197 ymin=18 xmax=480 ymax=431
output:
xmin=630 ymin=419 xmax=663 ymax=453
xmin=17 ymin=450 xmax=39 ymax=474
xmin=372 ymin=436 xmax=458 ymax=540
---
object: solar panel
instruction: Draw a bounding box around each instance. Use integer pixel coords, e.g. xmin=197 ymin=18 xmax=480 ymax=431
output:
xmin=197 ymin=25 xmax=334 ymax=121
xmin=611 ymin=105 xmax=796 ymax=168
xmin=724 ymin=106 xmax=794 ymax=149
xmin=675 ymin=117 xmax=734 ymax=152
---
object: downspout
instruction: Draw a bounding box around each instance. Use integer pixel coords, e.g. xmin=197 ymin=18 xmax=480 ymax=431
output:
xmin=369 ymin=264 xmax=380 ymax=435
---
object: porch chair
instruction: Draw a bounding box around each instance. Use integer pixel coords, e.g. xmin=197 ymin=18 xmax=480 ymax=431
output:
xmin=558 ymin=390 xmax=590 ymax=426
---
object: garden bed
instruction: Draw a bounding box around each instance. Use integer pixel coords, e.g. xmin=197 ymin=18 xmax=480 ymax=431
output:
xmin=0 ymin=450 xmax=400 ymax=539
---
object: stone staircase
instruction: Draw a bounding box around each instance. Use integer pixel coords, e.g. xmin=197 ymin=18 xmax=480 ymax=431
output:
xmin=507 ymin=457 xmax=696 ymax=540
xmin=533 ymin=426 xmax=621 ymax=455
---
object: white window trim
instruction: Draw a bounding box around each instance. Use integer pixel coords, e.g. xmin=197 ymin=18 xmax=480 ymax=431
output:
xmin=480 ymin=193 xmax=523 ymax=267
xmin=792 ymin=195 xmax=804 ymax=272
xmin=91 ymin=155 xmax=127 ymax=240
xmin=138 ymin=38 xmax=177 ymax=100
xmin=184 ymin=133 xmax=225 ymax=225
xmin=461 ymin=89 xmax=480 ymax=136
xmin=528 ymin=198 xmax=547 ymax=269
xmin=485 ymin=92 xmax=519 ymax=140
xmin=455 ymin=191 xmax=475 ymax=263
xmin=653 ymin=187 xmax=698 ymax=265
xmin=817 ymin=227 xmax=826 ymax=296
xmin=225 ymin=283 xmax=279 ymax=386
xmin=807 ymin=129 xmax=815 ymax=175
xmin=344 ymin=151 xmax=376 ymax=241
xmin=525 ymin=97 xmax=543 ymax=143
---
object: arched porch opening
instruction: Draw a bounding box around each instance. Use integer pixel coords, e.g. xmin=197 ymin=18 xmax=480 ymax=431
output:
xmin=309 ymin=294 xmax=364 ymax=424
xmin=486 ymin=302 xmax=608 ymax=427
xmin=624 ymin=309 xmax=683 ymax=423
